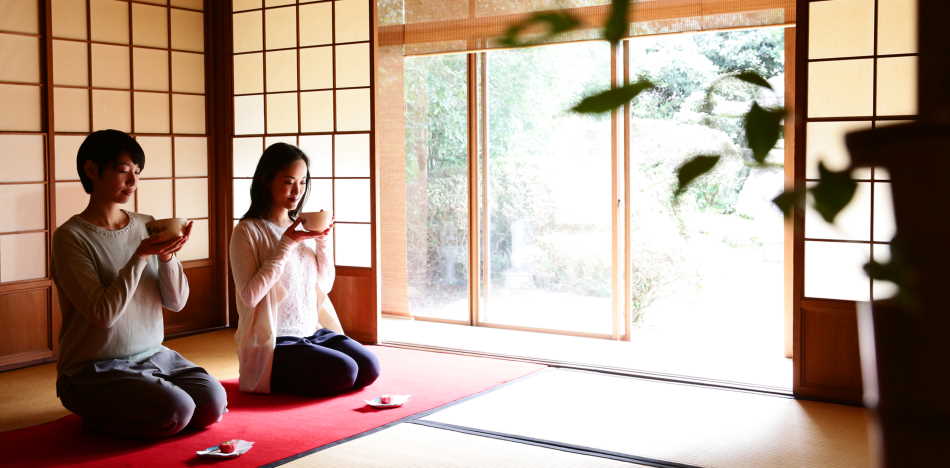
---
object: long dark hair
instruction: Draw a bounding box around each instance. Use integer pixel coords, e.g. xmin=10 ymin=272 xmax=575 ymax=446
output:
xmin=242 ymin=143 xmax=311 ymax=220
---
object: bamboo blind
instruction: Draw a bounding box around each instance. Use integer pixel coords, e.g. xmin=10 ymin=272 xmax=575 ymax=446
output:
xmin=381 ymin=0 xmax=796 ymax=55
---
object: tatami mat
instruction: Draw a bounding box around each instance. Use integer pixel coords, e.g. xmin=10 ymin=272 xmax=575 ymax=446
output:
xmin=279 ymin=423 xmax=650 ymax=468
xmin=421 ymin=368 xmax=870 ymax=468
xmin=3 ymin=335 xmax=871 ymax=468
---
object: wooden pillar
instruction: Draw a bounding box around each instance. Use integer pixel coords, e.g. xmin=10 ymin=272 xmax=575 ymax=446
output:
xmin=846 ymin=1 xmax=950 ymax=466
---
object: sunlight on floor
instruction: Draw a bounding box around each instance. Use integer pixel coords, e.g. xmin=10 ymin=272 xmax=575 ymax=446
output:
xmin=382 ymin=317 xmax=792 ymax=390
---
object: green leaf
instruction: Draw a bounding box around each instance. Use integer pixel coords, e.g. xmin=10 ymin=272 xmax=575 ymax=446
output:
xmin=863 ymin=258 xmax=906 ymax=303
xmin=810 ymin=162 xmax=857 ymax=223
xmin=863 ymin=238 xmax=915 ymax=306
xmin=744 ymin=102 xmax=785 ymax=163
xmin=703 ymin=71 xmax=776 ymax=117
xmin=864 ymin=260 xmax=902 ymax=284
xmin=499 ymin=11 xmax=581 ymax=47
xmin=733 ymin=71 xmax=773 ymax=90
xmin=772 ymin=188 xmax=804 ymax=217
xmin=571 ymin=79 xmax=654 ymax=114
xmin=603 ymin=0 xmax=630 ymax=46
xmin=675 ymin=155 xmax=721 ymax=197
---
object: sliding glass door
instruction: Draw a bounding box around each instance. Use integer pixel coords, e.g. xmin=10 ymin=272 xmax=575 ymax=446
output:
xmin=625 ymin=30 xmax=788 ymax=384
xmin=403 ymin=54 xmax=471 ymax=322
xmin=399 ymin=31 xmax=789 ymax=353
xmin=477 ymin=42 xmax=614 ymax=335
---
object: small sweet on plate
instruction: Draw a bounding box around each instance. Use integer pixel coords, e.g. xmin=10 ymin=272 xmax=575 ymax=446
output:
xmin=196 ymin=439 xmax=255 ymax=458
xmin=365 ymin=394 xmax=411 ymax=408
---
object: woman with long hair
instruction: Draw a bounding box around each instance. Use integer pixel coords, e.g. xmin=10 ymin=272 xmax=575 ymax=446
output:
xmin=229 ymin=143 xmax=379 ymax=395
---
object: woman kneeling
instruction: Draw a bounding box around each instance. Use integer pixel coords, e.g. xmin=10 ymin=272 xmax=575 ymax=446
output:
xmin=230 ymin=143 xmax=380 ymax=396
xmin=53 ymin=130 xmax=227 ymax=438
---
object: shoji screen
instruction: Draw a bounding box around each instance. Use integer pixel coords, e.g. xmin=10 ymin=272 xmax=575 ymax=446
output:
xmin=49 ymin=0 xmax=218 ymax=337
xmin=51 ymin=0 xmax=210 ymax=262
xmin=230 ymin=0 xmax=377 ymax=342
xmin=796 ymin=0 xmax=916 ymax=402
xmin=804 ymin=0 xmax=911 ymax=302
xmin=0 ymin=0 xmax=49 ymax=369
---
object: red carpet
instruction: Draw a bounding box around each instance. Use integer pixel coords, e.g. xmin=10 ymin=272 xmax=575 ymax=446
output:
xmin=0 ymin=346 xmax=543 ymax=467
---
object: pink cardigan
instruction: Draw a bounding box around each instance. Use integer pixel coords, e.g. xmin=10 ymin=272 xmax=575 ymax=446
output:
xmin=229 ymin=218 xmax=343 ymax=393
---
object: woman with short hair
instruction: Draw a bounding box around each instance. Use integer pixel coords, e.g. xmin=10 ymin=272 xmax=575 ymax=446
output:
xmin=52 ymin=129 xmax=227 ymax=438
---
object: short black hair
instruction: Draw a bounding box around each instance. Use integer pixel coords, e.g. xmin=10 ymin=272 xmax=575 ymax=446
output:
xmin=76 ymin=129 xmax=146 ymax=194
xmin=242 ymin=143 xmax=311 ymax=220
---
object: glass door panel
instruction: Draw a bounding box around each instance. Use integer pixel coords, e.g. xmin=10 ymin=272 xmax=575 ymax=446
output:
xmin=479 ymin=42 xmax=613 ymax=335
xmin=627 ymin=30 xmax=786 ymax=380
xmin=403 ymin=54 xmax=470 ymax=322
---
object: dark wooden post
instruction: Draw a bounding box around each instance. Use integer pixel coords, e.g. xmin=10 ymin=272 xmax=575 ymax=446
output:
xmin=846 ymin=1 xmax=950 ymax=467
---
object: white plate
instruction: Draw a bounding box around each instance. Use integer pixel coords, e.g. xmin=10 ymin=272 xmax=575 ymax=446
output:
xmin=364 ymin=394 xmax=411 ymax=408
xmin=196 ymin=439 xmax=255 ymax=457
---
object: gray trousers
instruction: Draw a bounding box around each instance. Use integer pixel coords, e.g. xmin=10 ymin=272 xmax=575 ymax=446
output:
xmin=57 ymin=347 xmax=227 ymax=439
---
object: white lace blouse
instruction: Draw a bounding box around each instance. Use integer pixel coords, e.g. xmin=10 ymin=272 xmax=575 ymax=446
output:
xmin=261 ymin=219 xmax=324 ymax=337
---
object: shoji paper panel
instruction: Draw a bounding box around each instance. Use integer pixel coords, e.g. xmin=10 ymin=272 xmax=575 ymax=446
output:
xmin=807 ymin=59 xmax=873 ymax=118
xmin=232 ymin=137 xmax=263 ymax=178
xmin=53 ymin=87 xmax=89 ymax=132
xmin=0 ymin=0 xmax=39 ymax=34
xmin=300 ymin=47 xmax=333 ymax=90
xmin=174 ymin=137 xmax=208 ymax=177
xmin=234 ymin=53 xmax=264 ymax=94
xmin=55 ymin=182 xmax=88 ymax=227
xmin=54 ymin=135 xmax=85 ymax=180
xmin=90 ymin=0 xmax=129 ymax=44
xmin=132 ymin=3 xmax=168 ymax=48
xmin=172 ymin=94 xmax=206 ymax=134
xmin=299 ymin=134 xmax=332 ymax=177
xmin=805 ymin=241 xmax=871 ymax=301
xmin=134 ymin=92 xmax=171 ymax=133
xmin=178 ymin=219 xmax=209 ymax=261
xmin=136 ymin=136 xmax=173 ymax=178
xmin=0 ymin=85 xmax=42 ymax=132
xmin=133 ymin=48 xmax=170 ymax=91
xmin=92 ymin=90 xmax=132 ymax=131
xmin=137 ymin=179 xmax=174 ymax=219
xmin=805 ymin=121 xmax=872 ymax=179
xmin=0 ymin=34 xmax=40 ymax=83
xmin=0 ymin=185 xmax=46 ymax=232
xmin=91 ymin=43 xmax=131 ymax=88
xmin=175 ymin=178 xmax=209 ymax=219
xmin=1 ymin=135 xmax=45 ymax=182
xmin=172 ymin=52 xmax=206 ymax=93
xmin=52 ymin=40 xmax=88 ymax=86
xmin=231 ymin=1 xmax=375 ymax=270
xmin=335 ymin=223 xmax=371 ymax=267
xmin=803 ymin=0 xmax=919 ymax=301
xmin=52 ymin=0 xmax=87 ymax=39
xmin=0 ymin=233 xmax=46 ymax=282
xmin=170 ymin=9 xmax=204 ymax=52
xmin=334 ymin=133 xmax=370 ymax=177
